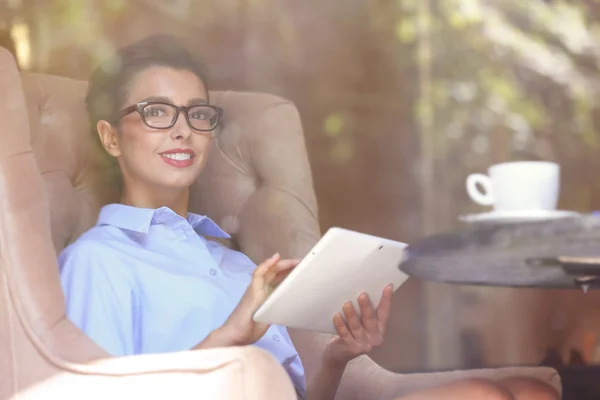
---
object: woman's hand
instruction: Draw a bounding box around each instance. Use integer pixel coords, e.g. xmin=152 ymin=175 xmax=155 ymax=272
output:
xmin=323 ymin=284 xmax=394 ymax=367
xmin=219 ymin=253 xmax=299 ymax=346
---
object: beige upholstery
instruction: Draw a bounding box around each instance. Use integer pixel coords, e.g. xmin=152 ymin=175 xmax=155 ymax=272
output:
xmin=0 ymin=46 xmax=561 ymax=400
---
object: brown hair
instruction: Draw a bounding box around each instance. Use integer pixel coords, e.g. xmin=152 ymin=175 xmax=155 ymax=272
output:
xmin=86 ymin=34 xmax=209 ymax=129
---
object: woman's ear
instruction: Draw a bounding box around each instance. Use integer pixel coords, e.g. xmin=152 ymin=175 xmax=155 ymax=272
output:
xmin=97 ymin=120 xmax=121 ymax=157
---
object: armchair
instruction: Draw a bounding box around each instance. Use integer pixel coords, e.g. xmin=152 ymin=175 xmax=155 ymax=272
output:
xmin=0 ymin=46 xmax=561 ymax=400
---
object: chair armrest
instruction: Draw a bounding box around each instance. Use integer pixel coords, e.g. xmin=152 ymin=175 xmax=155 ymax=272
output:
xmin=335 ymin=355 xmax=561 ymax=400
xmin=24 ymin=347 xmax=297 ymax=400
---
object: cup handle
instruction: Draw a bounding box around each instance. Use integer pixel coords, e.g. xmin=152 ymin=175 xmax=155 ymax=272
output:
xmin=466 ymin=173 xmax=494 ymax=206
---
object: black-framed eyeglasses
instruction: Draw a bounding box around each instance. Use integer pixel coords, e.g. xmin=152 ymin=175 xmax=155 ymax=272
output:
xmin=112 ymin=101 xmax=223 ymax=132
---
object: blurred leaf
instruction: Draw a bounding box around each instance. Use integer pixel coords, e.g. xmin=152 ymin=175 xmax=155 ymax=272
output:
xmin=514 ymin=99 xmax=546 ymax=130
xmin=432 ymin=82 xmax=450 ymax=107
xmin=478 ymin=70 xmax=520 ymax=105
xmin=414 ymin=97 xmax=434 ymax=127
xmin=395 ymin=19 xmax=417 ymax=43
xmin=574 ymin=92 xmax=599 ymax=148
xmin=324 ymin=113 xmax=345 ymax=138
xmin=397 ymin=0 xmax=419 ymax=12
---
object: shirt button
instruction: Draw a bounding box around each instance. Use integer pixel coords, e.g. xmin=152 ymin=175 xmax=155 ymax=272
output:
xmin=209 ymin=268 xmax=217 ymax=276
xmin=272 ymin=334 xmax=280 ymax=342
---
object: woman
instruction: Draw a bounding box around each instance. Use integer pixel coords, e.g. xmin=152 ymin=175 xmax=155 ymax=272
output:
xmin=59 ymin=35 xmax=558 ymax=400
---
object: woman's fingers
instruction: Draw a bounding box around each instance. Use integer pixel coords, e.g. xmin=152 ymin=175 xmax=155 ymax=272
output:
xmin=254 ymin=255 xmax=297 ymax=278
xmin=357 ymin=293 xmax=380 ymax=335
xmin=272 ymin=267 xmax=295 ymax=286
xmin=274 ymin=259 xmax=301 ymax=272
xmin=253 ymin=256 xmax=299 ymax=298
xmin=254 ymin=253 xmax=281 ymax=278
xmin=342 ymin=301 xmax=368 ymax=343
xmin=333 ymin=312 xmax=359 ymax=347
xmin=376 ymin=284 xmax=394 ymax=334
xmin=263 ymin=259 xmax=300 ymax=283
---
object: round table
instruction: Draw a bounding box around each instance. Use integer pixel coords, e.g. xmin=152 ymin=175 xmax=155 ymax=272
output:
xmin=399 ymin=214 xmax=600 ymax=290
xmin=399 ymin=214 xmax=600 ymax=399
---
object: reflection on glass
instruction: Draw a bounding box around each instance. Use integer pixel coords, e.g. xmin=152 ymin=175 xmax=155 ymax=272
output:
xmin=10 ymin=20 xmax=31 ymax=70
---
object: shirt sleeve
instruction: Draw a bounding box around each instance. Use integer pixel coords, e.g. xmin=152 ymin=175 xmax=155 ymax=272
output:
xmin=58 ymin=240 xmax=136 ymax=356
xmin=279 ymin=326 xmax=307 ymax=397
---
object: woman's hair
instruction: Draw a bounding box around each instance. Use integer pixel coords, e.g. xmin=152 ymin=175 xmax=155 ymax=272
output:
xmin=86 ymin=34 xmax=209 ymax=129
xmin=85 ymin=35 xmax=209 ymax=186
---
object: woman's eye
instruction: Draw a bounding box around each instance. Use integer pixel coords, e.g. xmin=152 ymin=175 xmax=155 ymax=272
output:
xmin=190 ymin=111 xmax=208 ymax=120
xmin=144 ymin=106 xmax=167 ymax=117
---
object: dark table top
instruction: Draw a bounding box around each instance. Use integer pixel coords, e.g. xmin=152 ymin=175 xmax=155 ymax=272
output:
xmin=399 ymin=215 xmax=600 ymax=289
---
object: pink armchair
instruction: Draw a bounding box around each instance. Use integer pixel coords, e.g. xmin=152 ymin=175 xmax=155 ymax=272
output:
xmin=0 ymin=46 xmax=560 ymax=400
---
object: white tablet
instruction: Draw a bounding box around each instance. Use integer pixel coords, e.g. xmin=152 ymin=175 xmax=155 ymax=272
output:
xmin=253 ymin=227 xmax=409 ymax=334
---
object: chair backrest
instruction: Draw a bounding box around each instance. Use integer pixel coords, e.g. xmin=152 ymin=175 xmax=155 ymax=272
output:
xmin=20 ymin=71 xmax=321 ymax=258
xmin=0 ymin=46 xmax=320 ymax=396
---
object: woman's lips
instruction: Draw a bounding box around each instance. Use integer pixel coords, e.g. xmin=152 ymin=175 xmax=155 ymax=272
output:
xmin=159 ymin=149 xmax=195 ymax=168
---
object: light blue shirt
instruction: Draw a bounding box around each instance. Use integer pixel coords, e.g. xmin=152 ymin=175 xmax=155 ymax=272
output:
xmin=59 ymin=204 xmax=305 ymax=395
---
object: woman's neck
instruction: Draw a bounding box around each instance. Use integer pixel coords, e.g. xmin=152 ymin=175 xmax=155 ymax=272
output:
xmin=120 ymin=185 xmax=190 ymax=218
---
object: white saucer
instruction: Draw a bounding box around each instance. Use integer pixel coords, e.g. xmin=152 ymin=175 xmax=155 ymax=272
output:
xmin=458 ymin=210 xmax=581 ymax=224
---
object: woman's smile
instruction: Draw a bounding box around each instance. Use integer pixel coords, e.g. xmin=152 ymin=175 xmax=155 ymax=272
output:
xmin=158 ymin=148 xmax=195 ymax=168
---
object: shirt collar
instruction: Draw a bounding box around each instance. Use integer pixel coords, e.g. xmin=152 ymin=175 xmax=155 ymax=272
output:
xmin=97 ymin=204 xmax=231 ymax=239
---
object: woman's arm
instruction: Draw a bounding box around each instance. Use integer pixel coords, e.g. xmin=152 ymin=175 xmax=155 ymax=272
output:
xmin=305 ymin=359 xmax=347 ymax=400
xmin=191 ymin=326 xmax=246 ymax=350
xmin=306 ymin=285 xmax=394 ymax=399
xmin=60 ymin=241 xmax=137 ymax=356
xmin=191 ymin=254 xmax=299 ymax=351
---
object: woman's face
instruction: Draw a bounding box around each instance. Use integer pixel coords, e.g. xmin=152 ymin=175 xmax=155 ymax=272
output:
xmin=98 ymin=66 xmax=212 ymax=193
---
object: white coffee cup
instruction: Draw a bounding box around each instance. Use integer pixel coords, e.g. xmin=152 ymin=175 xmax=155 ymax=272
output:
xmin=466 ymin=161 xmax=560 ymax=211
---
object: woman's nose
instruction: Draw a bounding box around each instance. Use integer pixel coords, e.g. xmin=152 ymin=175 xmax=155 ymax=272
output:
xmin=171 ymin=111 xmax=192 ymax=140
